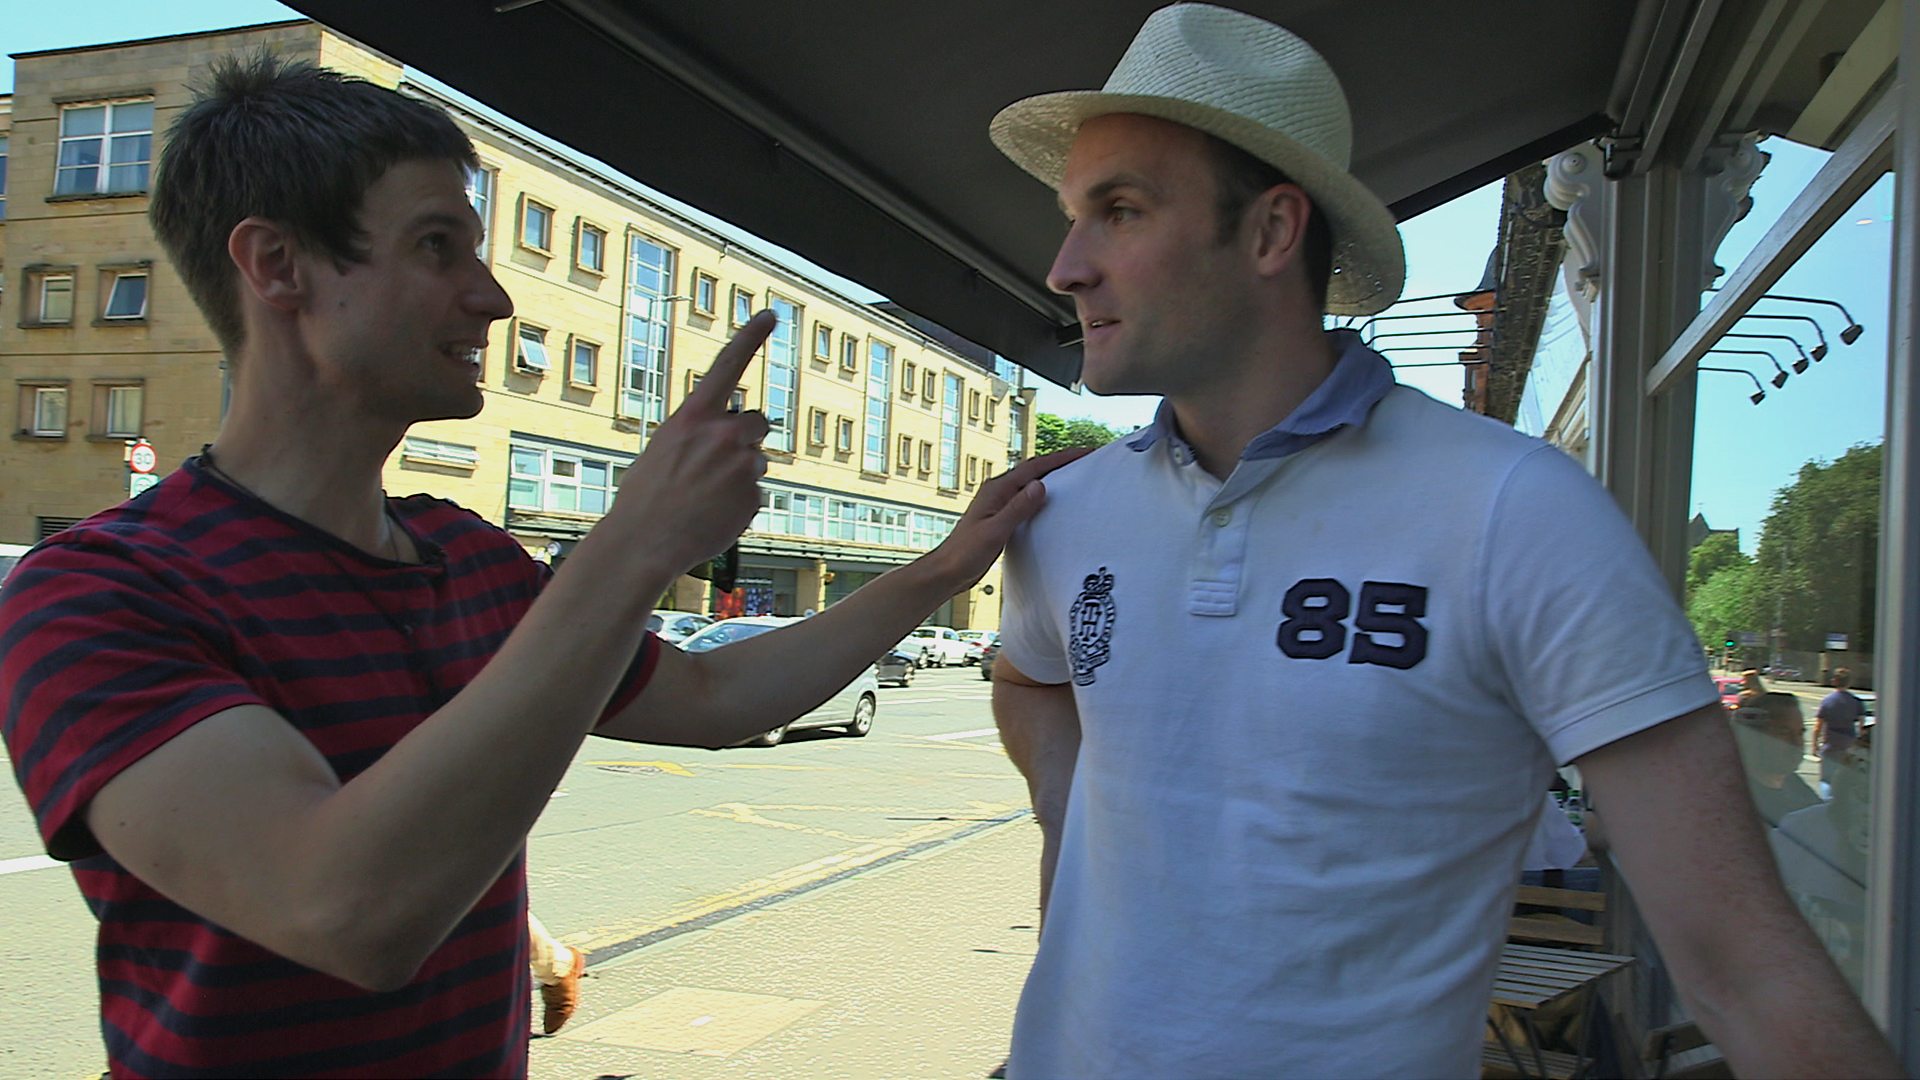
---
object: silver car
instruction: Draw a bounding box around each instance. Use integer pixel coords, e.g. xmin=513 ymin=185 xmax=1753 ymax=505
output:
xmin=647 ymin=609 xmax=715 ymax=645
xmin=677 ymin=616 xmax=879 ymax=746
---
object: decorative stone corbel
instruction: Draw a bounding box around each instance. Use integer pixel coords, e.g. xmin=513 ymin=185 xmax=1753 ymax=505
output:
xmin=1544 ymin=142 xmax=1608 ymax=303
xmin=1699 ymin=133 xmax=1769 ymax=289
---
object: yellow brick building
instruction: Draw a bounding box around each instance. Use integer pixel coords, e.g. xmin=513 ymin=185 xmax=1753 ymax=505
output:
xmin=0 ymin=21 xmax=1036 ymax=628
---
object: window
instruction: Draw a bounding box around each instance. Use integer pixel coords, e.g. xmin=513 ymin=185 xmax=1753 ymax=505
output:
xmin=686 ymin=370 xmax=748 ymax=412
xmin=622 ymin=237 xmax=676 ymax=423
xmin=808 ymin=407 xmax=828 ymax=446
xmin=93 ymin=383 xmax=143 ymax=437
xmin=731 ymin=285 xmax=754 ymax=327
xmin=464 ymin=165 xmax=496 ymax=260
xmin=923 ymin=369 xmax=937 ymax=401
xmin=515 ymin=324 xmax=551 ymax=373
xmin=576 ymin=220 xmax=606 ymax=273
xmin=1009 ymin=398 xmax=1027 ymax=458
xmin=814 ymin=323 xmax=833 ymax=361
xmin=692 ymin=270 xmax=718 ymax=317
xmin=865 ymin=340 xmax=893 ymax=472
xmin=986 ymin=397 xmax=998 ymax=429
xmin=901 ymin=360 xmax=918 ymax=398
xmin=840 ymin=333 xmax=858 ymax=371
xmin=21 ymin=385 xmax=68 ymax=437
xmin=751 ymin=481 xmax=956 ymax=550
xmin=969 ymin=389 xmax=983 ymax=422
xmin=519 ymin=196 xmax=554 ymax=252
xmin=837 ymin=415 xmax=855 ymax=453
xmin=102 ymin=270 xmax=148 ymax=321
xmin=941 ymin=373 xmax=962 ymax=489
xmin=0 ymin=135 xmax=9 ymax=221
xmin=34 ymin=272 xmax=75 ymax=325
xmin=508 ymin=443 xmax=627 ymax=516
xmin=966 ymin=456 xmax=979 ymax=488
xmin=401 ymin=435 xmax=479 ymax=470
xmin=569 ymin=337 xmax=599 ymax=385
xmin=918 ymin=439 xmax=933 ymax=474
xmin=898 ymin=433 xmax=913 ymax=468
xmin=55 ymin=99 xmax=153 ymax=196
xmin=766 ymin=296 xmax=801 ymax=452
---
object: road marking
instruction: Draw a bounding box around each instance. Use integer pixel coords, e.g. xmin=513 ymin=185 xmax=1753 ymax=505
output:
xmin=0 ymin=854 xmax=61 ymax=877
xmin=924 ymin=727 xmax=999 ymax=741
xmin=586 ymin=759 xmax=695 ymax=777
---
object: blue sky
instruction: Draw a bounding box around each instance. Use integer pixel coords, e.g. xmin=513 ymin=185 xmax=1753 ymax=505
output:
xmin=8 ymin=3 xmax=1878 ymax=548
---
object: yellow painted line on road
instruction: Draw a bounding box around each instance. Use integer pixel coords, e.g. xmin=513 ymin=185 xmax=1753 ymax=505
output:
xmin=567 ymin=800 xmax=1025 ymax=954
xmin=585 ymin=759 xmax=695 ymax=777
xmin=707 ymin=762 xmax=829 ymax=771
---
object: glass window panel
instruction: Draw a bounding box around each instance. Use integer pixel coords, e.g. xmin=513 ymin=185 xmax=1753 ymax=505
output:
xmin=572 ymin=341 xmax=596 ymax=384
xmin=108 ymin=133 xmax=149 ymax=165
xmin=508 ymin=478 xmax=539 ymax=508
xmin=60 ymin=139 xmax=102 ymax=168
xmin=511 ymin=447 xmax=544 ymax=476
xmin=110 ymin=100 xmax=153 ymax=133
xmin=105 ymin=386 xmax=141 ymax=436
xmin=105 ymin=274 xmax=147 ymax=319
xmin=34 ymin=388 xmax=68 ymax=434
xmin=61 ymin=105 xmax=105 ymax=137
xmin=552 ymin=458 xmax=578 ymax=479
xmin=41 ymin=276 xmax=74 ymax=323
xmin=465 ymin=167 xmax=493 ymax=259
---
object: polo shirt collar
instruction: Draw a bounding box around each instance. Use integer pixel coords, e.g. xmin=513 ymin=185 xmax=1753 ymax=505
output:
xmin=1123 ymin=329 xmax=1394 ymax=462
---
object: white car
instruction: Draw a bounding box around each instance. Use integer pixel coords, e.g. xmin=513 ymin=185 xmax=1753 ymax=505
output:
xmin=904 ymin=625 xmax=973 ymax=667
xmin=647 ymin=609 xmax=715 ymax=645
xmin=955 ymin=629 xmax=996 ymax=665
xmin=678 ymin=616 xmax=879 ymax=746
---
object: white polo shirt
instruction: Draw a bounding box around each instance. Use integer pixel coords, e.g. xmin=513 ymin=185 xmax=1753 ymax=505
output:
xmin=999 ymin=336 xmax=1714 ymax=1079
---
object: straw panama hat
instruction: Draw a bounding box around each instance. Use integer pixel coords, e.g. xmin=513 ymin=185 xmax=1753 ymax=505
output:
xmin=990 ymin=2 xmax=1406 ymax=315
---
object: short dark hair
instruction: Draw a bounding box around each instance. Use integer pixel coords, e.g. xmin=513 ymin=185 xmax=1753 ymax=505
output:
xmin=1200 ymin=134 xmax=1334 ymax=312
xmin=149 ymin=52 xmax=477 ymax=355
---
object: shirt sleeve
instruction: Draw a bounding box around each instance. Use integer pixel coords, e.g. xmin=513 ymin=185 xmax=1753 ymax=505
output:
xmin=0 ymin=538 xmax=269 ymax=861
xmin=525 ymin=559 xmax=663 ymax=727
xmin=997 ymin=521 xmax=1072 ymax=685
xmin=1480 ymin=447 xmax=1718 ymax=765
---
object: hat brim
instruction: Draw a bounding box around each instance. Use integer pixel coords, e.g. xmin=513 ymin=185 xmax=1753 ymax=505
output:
xmin=991 ymin=90 xmax=1405 ymax=316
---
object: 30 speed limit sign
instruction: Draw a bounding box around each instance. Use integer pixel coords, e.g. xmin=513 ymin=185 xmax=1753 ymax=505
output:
xmin=128 ymin=440 xmax=158 ymax=474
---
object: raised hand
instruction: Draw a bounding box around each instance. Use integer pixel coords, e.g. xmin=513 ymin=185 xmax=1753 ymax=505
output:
xmin=610 ymin=310 xmax=775 ymax=577
xmin=924 ymin=448 xmax=1093 ymax=588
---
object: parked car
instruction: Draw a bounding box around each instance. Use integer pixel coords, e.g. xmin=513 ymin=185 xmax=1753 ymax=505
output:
xmin=956 ymin=629 xmax=996 ymax=665
xmin=0 ymin=543 xmax=30 ymax=588
xmin=875 ymin=649 xmax=917 ymax=687
xmin=647 ymin=609 xmax=715 ymax=645
xmin=906 ymin=625 xmax=973 ymax=667
xmin=1715 ymin=676 xmax=1745 ymax=711
xmin=677 ymin=616 xmax=878 ymax=745
xmin=979 ymin=638 xmax=1001 ymax=681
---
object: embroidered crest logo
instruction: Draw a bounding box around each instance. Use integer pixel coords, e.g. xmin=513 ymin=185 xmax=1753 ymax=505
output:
xmin=1068 ymin=567 xmax=1117 ymax=686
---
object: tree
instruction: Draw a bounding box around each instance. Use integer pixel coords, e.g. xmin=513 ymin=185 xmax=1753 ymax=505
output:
xmin=1686 ymin=531 xmax=1744 ymax=597
xmin=1687 ymin=559 xmax=1761 ymax=660
xmin=1034 ymin=412 xmax=1123 ymax=454
xmin=1753 ymin=442 xmax=1882 ymax=653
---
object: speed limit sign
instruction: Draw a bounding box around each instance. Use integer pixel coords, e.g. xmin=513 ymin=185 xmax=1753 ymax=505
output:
xmin=128 ymin=440 xmax=157 ymax=474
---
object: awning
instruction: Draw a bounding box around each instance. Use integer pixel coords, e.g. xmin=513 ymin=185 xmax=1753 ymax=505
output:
xmin=281 ymin=0 xmax=1643 ymax=386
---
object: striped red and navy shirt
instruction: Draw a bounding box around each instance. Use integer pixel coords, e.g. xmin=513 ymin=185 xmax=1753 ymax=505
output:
xmin=0 ymin=458 xmax=658 ymax=1078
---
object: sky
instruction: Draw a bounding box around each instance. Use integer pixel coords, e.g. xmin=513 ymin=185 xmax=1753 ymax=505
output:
xmin=6 ymin=2 xmax=1878 ymax=549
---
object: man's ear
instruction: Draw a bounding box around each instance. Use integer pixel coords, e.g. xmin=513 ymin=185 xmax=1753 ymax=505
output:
xmin=227 ymin=217 xmax=304 ymax=313
xmin=1249 ymin=184 xmax=1314 ymax=280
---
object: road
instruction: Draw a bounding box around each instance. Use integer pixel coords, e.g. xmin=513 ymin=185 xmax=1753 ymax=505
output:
xmin=0 ymin=664 xmax=1036 ymax=1079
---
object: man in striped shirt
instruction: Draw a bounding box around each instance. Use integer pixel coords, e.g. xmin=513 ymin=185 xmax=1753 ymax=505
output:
xmin=0 ymin=55 xmax=1076 ymax=1078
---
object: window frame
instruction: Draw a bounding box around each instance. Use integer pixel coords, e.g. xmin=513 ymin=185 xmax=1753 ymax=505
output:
xmin=464 ymin=164 xmax=498 ymax=262
xmin=923 ymin=369 xmax=937 ymax=402
xmin=918 ymin=439 xmax=933 ymax=474
xmin=567 ymin=334 xmax=600 ymax=387
xmin=92 ymin=381 xmax=144 ymax=438
xmin=808 ymin=407 xmax=829 ymax=446
xmin=100 ymin=268 xmax=149 ymax=322
xmin=518 ymin=195 xmax=555 ymax=254
xmin=969 ymin=388 xmax=983 ymax=423
xmin=765 ymin=294 xmax=802 ymax=453
xmin=840 ymin=332 xmax=859 ymax=372
xmin=575 ymin=219 xmax=608 ymax=274
xmin=514 ymin=321 xmax=552 ymax=375
xmin=837 ymin=415 xmax=856 ymax=454
xmin=901 ymin=360 xmax=918 ymax=398
xmin=35 ymin=271 xmax=76 ymax=326
xmin=814 ymin=322 xmax=834 ymax=361
xmin=731 ymin=285 xmax=755 ymax=328
xmin=507 ymin=441 xmax=628 ymax=517
xmin=898 ymin=433 xmax=913 ymax=469
xmin=53 ymin=97 xmax=154 ymax=198
xmin=691 ymin=269 xmax=719 ymax=317
xmin=0 ymin=133 xmax=10 ymax=221
xmin=20 ymin=382 xmax=70 ymax=438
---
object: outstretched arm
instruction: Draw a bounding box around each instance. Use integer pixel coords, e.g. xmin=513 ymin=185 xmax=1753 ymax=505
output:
xmin=1578 ymin=702 xmax=1901 ymax=1077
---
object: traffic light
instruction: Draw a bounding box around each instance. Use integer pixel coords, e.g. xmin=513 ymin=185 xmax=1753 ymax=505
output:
xmin=1724 ymin=637 xmax=1738 ymax=649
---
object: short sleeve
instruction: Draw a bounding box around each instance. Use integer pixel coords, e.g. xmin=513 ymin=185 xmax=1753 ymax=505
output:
xmin=997 ymin=522 xmax=1071 ymax=685
xmin=1481 ymin=448 xmax=1717 ymax=765
xmin=0 ymin=540 xmax=268 ymax=860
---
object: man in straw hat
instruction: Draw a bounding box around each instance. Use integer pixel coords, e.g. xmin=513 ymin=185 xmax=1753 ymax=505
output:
xmin=986 ymin=5 xmax=1898 ymax=1076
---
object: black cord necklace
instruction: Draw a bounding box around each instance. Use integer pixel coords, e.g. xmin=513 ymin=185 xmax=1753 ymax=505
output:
xmin=199 ymin=445 xmax=407 ymax=563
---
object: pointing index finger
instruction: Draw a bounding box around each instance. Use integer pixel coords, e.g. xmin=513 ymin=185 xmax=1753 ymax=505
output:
xmin=686 ymin=309 xmax=776 ymax=414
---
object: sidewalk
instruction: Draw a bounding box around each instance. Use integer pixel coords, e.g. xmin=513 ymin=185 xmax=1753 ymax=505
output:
xmin=529 ymin=813 xmax=1041 ymax=1080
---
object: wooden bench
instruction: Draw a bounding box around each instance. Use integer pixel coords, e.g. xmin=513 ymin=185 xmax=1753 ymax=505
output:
xmin=1509 ymin=884 xmax=1607 ymax=949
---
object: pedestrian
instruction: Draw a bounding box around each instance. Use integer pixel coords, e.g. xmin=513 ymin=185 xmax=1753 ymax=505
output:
xmin=529 ymin=912 xmax=587 ymax=1035
xmin=0 ymin=54 xmax=1079 ymax=1078
xmin=1812 ymin=667 xmax=1867 ymax=787
xmin=984 ymin=5 xmax=1900 ymax=1076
